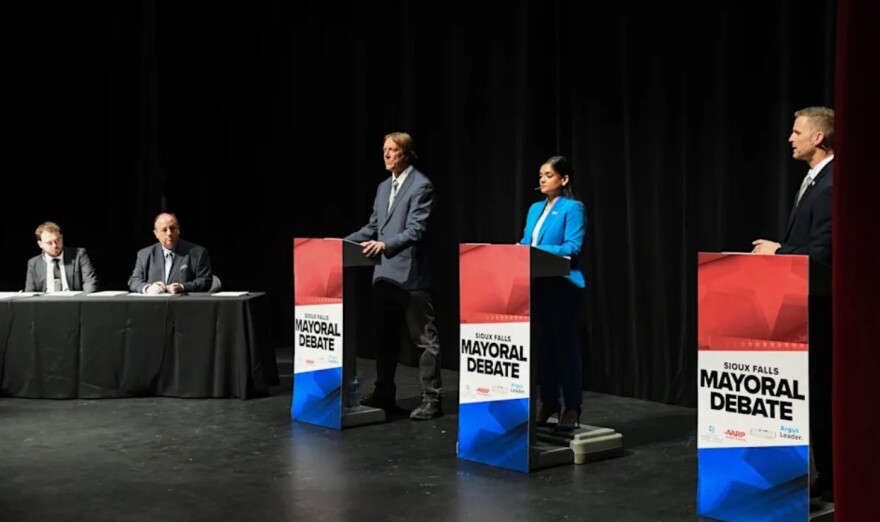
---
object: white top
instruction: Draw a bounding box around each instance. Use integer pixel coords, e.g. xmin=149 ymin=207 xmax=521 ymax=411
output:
xmin=531 ymin=201 xmax=555 ymax=246
xmin=42 ymin=252 xmax=69 ymax=292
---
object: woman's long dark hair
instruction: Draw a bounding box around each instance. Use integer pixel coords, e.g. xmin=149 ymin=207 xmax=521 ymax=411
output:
xmin=544 ymin=155 xmax=578 ymax=200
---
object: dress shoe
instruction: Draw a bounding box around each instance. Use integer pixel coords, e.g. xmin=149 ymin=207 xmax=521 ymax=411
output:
xmin=536 ymin=403 xmax=560 ymax=426
xmin=410 ymin=400 xmax=443 ymax=420
xmin=555 ymin=407 xmax=581 ymax=432
xmin=360 ymin=392 xmax=397 ymax=411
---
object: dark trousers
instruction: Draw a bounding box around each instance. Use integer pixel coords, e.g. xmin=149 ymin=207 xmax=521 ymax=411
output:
xmin=371 ymin=280 xmax=442 ymax=402
xmin=532 ymin=278 xmax=584 ymax=410
xmin=810 ymin=291 xmax=833 ymax=490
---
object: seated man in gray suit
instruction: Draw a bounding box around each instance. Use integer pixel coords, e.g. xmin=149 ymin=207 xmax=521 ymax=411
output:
xmin=128 ymin=212 xmax=213 ymax=294
xmin=345 ymin=131 xmax=443 ymax=420
xmin=25 ymin=221 xmax=99 ymax=293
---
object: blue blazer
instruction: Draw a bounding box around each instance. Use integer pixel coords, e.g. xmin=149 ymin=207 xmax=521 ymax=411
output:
xmin=519 ymin=197 xmax=586 ymax=288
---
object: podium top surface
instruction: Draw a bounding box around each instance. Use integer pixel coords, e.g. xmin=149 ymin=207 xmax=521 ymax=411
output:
xmin=343 ymin=239 xmax=377 ymax=267
xmin=459 ymin=243 xmax=570 ymax=278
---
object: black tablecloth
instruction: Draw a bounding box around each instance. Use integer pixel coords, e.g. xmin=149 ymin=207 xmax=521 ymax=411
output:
xmin=0 ymin=293 xmax=279 ymax=399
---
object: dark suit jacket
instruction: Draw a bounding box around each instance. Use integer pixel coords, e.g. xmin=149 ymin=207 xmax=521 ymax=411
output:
xmin=778 ymin=160 xmax=833 ymax=266
xmin=127 ymin=239 xmax=213 ymax=293
xmin=345 ymin=168 xmax=435 ymax=290
xmin=25 ymin=247 xmax=99 ymax=293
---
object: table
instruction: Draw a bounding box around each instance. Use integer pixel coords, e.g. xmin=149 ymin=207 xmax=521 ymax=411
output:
xmin=0 ymin=293 xmax=279 ymax=399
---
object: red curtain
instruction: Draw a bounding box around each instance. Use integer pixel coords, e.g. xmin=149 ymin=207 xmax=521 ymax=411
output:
xmin=833 ymin=0 xmax=880 ymax=519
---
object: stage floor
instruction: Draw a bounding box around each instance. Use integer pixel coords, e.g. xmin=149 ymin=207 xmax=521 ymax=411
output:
xmin=2 ymin=348 xmax=702 ymax=522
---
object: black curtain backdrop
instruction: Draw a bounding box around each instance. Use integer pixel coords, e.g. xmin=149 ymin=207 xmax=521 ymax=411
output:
xmin=3 ymin=1 xmax=838 ymax=407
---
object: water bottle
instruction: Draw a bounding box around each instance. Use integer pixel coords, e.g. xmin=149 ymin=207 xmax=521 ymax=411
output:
xmin=348 ymin=376 xmax=360 ymax=409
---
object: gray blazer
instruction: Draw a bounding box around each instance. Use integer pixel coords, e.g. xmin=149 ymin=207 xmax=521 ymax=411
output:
xmin=25 ymin=247 xmax=99 ymax=293
xmin=346 ymin=168 xmax=435 ymax=290
xmin=127 ymin=239 xmax=213 ymax=293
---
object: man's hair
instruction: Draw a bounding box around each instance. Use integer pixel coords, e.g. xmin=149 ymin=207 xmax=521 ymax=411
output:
xmin=384 ymin=132 xmax=418 ymax=162
xmin=35 ymin=221 xmax=62 ymax=240
xmin=154 ymin=212 xmax=180 ymax=230
xmin=795 ymin=106 xmax=835 ymax=150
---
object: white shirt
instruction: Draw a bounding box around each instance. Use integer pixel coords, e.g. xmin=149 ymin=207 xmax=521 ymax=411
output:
xmin=797 ymin=155 xmax=834 ymax=204
xmin=388 ymin=165 xmax=413 ymax=209
xmin=531 ymin=201 xmax=555 ymax=246
xmin=806 ymin=155 xmax=834 ymax=183
xmin=43 ymin=252 xmax=70 ymax=292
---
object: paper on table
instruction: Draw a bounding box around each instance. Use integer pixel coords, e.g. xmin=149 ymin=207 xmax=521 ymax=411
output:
xmin=86 ymin=291 xmax=130 ymax=297
xmin=47 ymin=291 xmax=82 ymax=297
xmin=127 ymin=293 xmax=182 ymax=297
xmin=0 ymin=292 xmax=41 ymax=299
xmin=212 ymin=291 xmax=249 ymax=297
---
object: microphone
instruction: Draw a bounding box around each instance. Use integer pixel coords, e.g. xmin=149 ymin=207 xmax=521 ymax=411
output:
xmin=533 ymin=186 xmax=541 ymax=191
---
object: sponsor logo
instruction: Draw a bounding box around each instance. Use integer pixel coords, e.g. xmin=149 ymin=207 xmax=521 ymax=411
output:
xmin=724 ymin=429 xmax=747 ymax=442
xmin=476 ymin=386 xmax=491 ymax=397
xmin=750 ymin=428 xmax=777 ymax=440
xmin=463 ymin=385 xmax=475 ymax=398
xmin=779 ymin=425 xmax=804 ymax=441
xmin=328 ymin=355 xmax=340 ymax=364
xmin=492 ymin=385 xmax=509 ymax=396
xmin=305 ymin=359 xmax=315 ymax=366
xmin=510 ymin=383 xmax=526 ymax=394
xmin=700 ymin=425 xmax=723 ymax=443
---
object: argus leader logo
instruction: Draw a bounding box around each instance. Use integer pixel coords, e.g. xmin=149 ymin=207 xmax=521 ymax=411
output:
xmin=780 ymin=425 xmax=803 ymax=441
xmin=510 ymin=383 xmax=526 ymax=394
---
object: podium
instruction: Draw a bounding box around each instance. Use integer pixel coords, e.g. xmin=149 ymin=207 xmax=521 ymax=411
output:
xmin=696 ymin=253 xmax=824 ymax=521
xmin=457 ymin=244 xmax=622 ymax=472
xmin=291 ymin=238 xmax=385 ymax=429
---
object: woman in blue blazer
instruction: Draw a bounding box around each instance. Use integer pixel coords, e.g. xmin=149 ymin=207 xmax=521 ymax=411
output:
xmin=518 ymin=156 xmax=586 ymax=431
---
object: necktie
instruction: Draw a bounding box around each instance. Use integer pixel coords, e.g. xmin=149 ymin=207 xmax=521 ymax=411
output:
xmin=795 ymin=173 xmax=812 ymax=206
xmin=388 ymin=178 xmax=399 ymax=211
xmin=52 ymin=258 xmax=62 ymax=292
xmin=164 ymin=252 xmax=173 ymax=283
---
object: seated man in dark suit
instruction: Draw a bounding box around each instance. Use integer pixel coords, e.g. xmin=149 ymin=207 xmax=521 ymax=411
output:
xmin=25 ymin=221 xmax=99 ymax=293
xmin=128 ymin=212 xmax=213 ymax=294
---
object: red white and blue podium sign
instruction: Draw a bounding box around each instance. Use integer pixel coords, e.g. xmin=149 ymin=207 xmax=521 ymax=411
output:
xmin=292 ymin=238 xmax=344 ymax=429
xmin=458 ymin=244 xmax=532 ymax=473
xmin=697 ymin=253 xmax=810 ymax=521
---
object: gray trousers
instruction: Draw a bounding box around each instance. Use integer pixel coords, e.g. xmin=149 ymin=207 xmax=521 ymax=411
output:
xmin=371 ymin=280 xmax=442 ymax=402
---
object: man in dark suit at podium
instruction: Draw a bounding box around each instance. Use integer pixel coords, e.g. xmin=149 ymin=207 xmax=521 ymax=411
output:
xmin=345 ymin=132 xmax=443 ymax=420
xmin=128 ymin=212 xmax=213 ymax=294
xmin=752 ymin=106 xmax=834 ymax=501
xmin=25 ymin=221 xmax=99 ymax=293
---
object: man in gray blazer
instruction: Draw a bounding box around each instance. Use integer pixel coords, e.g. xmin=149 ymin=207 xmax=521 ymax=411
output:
xmin=128 ymin=212 xmax=213 ymax=294
xmin=345 ymin=132 xmax=443 ymax=420
xmin=25 ymin=221 xmax=99 ymax=293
